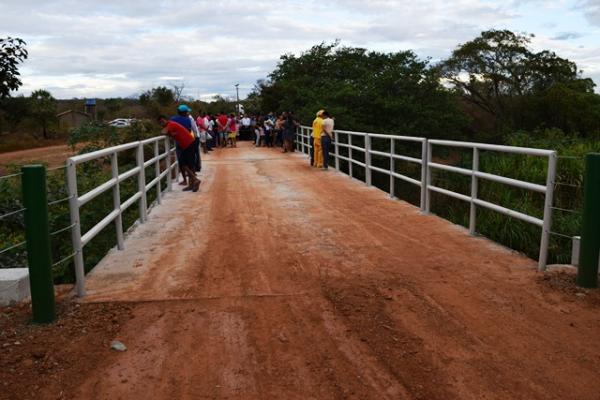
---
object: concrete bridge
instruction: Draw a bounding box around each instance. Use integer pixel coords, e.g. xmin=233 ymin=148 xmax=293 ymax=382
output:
xmin=66 ymin=142 xmax=600 ymax=399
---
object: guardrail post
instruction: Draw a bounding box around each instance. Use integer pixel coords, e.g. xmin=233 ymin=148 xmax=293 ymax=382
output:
xmin=424 ymin=141 xmax=432 ymax=213
xmin=172 ymin=142 xmax=179 ymax=185
xmin=137 ymin=142 xmax=148 ymax=223
xmin=420 ymin=140 xmax=428 ymax=211
xmin=307 ymin=129 xmax=310 ymax=157
xmin=349 ymin=135 xmax=353 ymax=179
xmin=576 ymin=153 xmax=600 ymax=287
xmin=365 ymin=133 xmax=372 ymax=186
xmin=165 ymin=138 xmax=172 ymax=191
xmin=302 ymin=128 xmax=306 ymax=154
xmin=334 ymin=130 xmax=340 ymax=171
xmin=21 ymin=165 xmax=56 ymax=323
xmin=66 ymin=160 xmax=86 ymax=297
xmin=469 ymin=147 xmax=479 ymax=235
xmin=154 ymin=140 xmax=162 ymax=205
xmin=538 ymin=151 xmax=557 ymax=271
xmin=389 ymin=138 xmax=395 ymax=198
xmin=111 ymin=153 xmax=124 ymax=250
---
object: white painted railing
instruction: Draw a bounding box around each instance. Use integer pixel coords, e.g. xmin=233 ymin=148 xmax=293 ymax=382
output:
xmin=67 ymin=136 xmax=178 ymax=296
xmin=297 ymin=126 xmax=557 ymax=270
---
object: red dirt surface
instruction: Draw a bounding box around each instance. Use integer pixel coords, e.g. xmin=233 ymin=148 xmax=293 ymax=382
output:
xmin=0 ymin=144 xmax=77 ymax=174
xmin=2 ymin=142 xmax=600 ymax=399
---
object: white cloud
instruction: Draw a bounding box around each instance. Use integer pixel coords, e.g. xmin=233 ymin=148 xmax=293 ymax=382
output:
xmin=0 ymin=0 xmax=599 ymax=98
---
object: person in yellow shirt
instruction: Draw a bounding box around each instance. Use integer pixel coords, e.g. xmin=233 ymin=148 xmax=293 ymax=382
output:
xmin=312 ymin=110 xmax=324 ymax=167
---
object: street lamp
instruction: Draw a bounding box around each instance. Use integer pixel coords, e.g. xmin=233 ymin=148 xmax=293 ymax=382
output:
xmin=234 ymin=83 xmax=240 ymax=119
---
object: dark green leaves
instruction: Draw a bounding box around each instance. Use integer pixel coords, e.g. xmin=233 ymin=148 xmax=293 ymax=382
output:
xmin=0 ymin=37 xmax=28 ymax=99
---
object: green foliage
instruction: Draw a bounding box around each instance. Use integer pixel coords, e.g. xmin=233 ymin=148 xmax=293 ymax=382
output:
xmin=104 ymin=98 xmax=123 ymax=114
xmin=441 ymin=29 xmax=600 ymax=137
xmin=68 ymin=119 xmax=158 ymax=152
xmin=204 ymin=95 xmax=236 ymax=115
xmin=0 ymin=37 xmax=28 ymax=99
xmin=140 ymin=86 xmax=175 ymax=107
xmin=29 ymin=89 xmax=58 ymax=139
xmin=0 ymin=95 xmax=30 ymax=133
xmin=253 ymin=42 xmax=469 ymax=139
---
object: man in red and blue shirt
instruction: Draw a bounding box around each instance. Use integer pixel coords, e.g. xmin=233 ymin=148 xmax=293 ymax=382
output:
xmin=158 ymin=114 xmax=201 ymax=192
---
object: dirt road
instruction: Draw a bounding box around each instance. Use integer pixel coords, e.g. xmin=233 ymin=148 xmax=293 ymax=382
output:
xmin=3 ymin=142 xmax=600 ymax=399
xmin=0 ymin=144 xmax=78 ymax=174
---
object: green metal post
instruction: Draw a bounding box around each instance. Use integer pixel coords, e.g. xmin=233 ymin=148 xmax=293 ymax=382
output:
xmin=576 ymin=153 xmax=600 ymax=288
xmin=22 ymin=165 xmax=56 ymax=323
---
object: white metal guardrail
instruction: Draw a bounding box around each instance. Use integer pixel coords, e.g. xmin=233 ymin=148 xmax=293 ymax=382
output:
xmin=297 ymin=126 xmax=557 ymax=271
xmin=67 ymin=136 xmax=178 ymax=296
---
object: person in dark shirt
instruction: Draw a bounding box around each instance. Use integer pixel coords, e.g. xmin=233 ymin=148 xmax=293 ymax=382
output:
xmin=282 ymin=112 xmax=299 ymax=153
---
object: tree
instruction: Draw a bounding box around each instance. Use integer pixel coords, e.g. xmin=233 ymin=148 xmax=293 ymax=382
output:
xmin=139 ymin=86 xmax=174 ymax=107
xmin=0 ymin=95 xmax=30 ymax=132
xmin=0 ymin=37 xmax=28 ymax=98
xmin=251 ymin=42 xmax=468 ymax=139
xmin=104 ymin=98 xmax=123 ymax=115
xmin=29 ymin=89 xmax=57 ymax=139
xmin=440 ymin=29 xmax=598 ymax=135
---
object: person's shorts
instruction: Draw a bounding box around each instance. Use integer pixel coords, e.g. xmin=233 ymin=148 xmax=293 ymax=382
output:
xmin=179 ymin=145 xmax=196 ymax=168
xmin=229 ymin=131 xmax=236 ymax=139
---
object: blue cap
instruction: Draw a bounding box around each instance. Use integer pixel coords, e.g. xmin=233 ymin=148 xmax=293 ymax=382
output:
xmin=177 ymin=104 xmax=191 ymax=113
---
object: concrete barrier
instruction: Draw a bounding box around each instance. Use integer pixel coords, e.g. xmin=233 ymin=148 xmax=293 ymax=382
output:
xmin=571 ymin=236 xmax=600 ymax=269
xmin=0 ymin=268 xmax=30 ymax=306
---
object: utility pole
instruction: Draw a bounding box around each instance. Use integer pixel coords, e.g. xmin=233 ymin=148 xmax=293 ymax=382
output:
xmin=235 ymin=83 xmax=240 ymax=118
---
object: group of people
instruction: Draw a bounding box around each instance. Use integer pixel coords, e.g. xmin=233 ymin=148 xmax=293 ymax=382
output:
xmin=250 ymin=112 xmax=300 ymax=153
xmin=177 ymin=111 xmax=302 ymax=153
xmin=311 ymin=110 xmax=335 ymax=169
xmin=157 ymin=105 xmax=309 ymax=193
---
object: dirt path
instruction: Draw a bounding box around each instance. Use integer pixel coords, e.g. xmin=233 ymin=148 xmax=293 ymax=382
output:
xmin=3 ymin=142 xmax=600 ymax=399
xmin=0 ymin=144 xmax=77 ymax=173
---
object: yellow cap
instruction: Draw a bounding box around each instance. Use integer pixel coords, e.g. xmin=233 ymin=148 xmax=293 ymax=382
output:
xmin=316 ymin=109 xmax=325 ymax=117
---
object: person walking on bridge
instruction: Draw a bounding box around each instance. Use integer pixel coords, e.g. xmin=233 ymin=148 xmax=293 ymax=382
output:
xmin=311 ymin=110 xmax=324 ymax=167
xmin=158 ymin=115 xmax=201 ymax=192
xmin=321 ymin=110 xmax=335 ymax=170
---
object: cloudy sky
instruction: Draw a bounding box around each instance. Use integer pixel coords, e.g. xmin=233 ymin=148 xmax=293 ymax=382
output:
xmin=1 ymin=0 xmax=600 ymax=100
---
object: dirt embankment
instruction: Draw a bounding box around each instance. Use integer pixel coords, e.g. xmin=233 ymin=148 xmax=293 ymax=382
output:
xmin=2 ymin=142 xmax=600 ymax=400
xmin=0 ymin=144 xmax=78 ymax=174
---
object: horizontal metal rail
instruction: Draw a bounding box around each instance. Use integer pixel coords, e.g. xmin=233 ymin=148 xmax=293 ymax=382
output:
xmin=69 ymin=142 xmax=140 ymax=164
xmin=66 ymin=135 xmax=178 ymax=296
xmin=428 ymin=162 xmax=547 ymax=193
xmin=428 ymin=139 xmax=555 ymax=157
